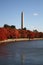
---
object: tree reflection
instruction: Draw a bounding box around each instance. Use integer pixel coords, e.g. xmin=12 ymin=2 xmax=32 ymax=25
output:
xmin=0 ymin=44 xmax=8 ymax=56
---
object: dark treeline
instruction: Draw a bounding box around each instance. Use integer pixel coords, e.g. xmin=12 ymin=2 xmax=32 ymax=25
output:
xmin=0 ymin=24 xmax=43 ymax=40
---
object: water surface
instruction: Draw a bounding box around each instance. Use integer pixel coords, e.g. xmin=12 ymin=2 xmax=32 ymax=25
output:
xmin=0 ymin=40 xmax=43 ymax=65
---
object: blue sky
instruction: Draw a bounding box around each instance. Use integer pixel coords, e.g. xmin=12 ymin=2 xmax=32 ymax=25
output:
xmin=0 ymin=0 xmax=43 ymax=32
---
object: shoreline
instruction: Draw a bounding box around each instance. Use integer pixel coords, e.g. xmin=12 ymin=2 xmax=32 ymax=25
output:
xmin=0 ymin=38 xmax=43 ymax=44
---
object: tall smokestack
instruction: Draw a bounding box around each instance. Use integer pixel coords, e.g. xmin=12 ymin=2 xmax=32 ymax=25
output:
xmin=21 ymin=12 xmax=24 ymax=29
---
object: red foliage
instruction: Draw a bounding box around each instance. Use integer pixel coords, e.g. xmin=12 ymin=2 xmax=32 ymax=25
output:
xmin=0 ymin=28 xmax=7 ymax=40
xmin=19 ymin=30 xmax=27 ymax=38
xmin=27 ymin=30 xmax=35 ymax=39
xmin=0 ymin=27 xmax=43 ymax=41
xmin=34 ymin=32 xmax=40 ymax=38
xmin=29 ymin=32 xmax=35 ymax=38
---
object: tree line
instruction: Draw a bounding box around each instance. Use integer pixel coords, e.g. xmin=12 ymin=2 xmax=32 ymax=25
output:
xmin=0 ymin=24 xmax=43 ymax=40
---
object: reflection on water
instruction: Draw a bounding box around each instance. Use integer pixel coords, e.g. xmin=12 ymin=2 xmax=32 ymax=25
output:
xmin=0 ymin=40 xmax=43 ymax=65
xmin=0 ymin=46 xmax=8 ymax=56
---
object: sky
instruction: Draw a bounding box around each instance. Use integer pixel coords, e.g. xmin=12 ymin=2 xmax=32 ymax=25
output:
xmin=0 ymin=0 xmax=43 ymax=32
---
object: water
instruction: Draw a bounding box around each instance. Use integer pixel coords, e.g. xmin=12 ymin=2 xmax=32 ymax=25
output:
xmin=0 ymin=40 xmax=43 ymax=65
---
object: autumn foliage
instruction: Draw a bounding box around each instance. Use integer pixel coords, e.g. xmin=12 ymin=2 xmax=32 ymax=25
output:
xmin=0 ymin=25 xmax=43 ymax=40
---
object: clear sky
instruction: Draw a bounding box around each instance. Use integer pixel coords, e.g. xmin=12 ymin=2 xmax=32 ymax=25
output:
xmin=0 ymin=0 xmax=43 ymax=32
